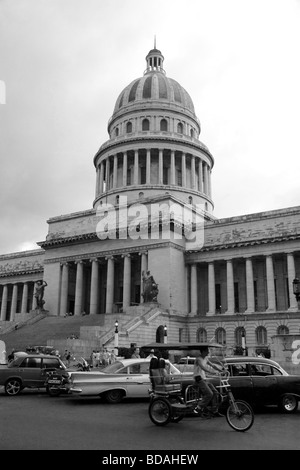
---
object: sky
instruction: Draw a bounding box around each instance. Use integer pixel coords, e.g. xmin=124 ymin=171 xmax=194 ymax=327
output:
xmin=1 ymin=0 xmax=300 ymax=255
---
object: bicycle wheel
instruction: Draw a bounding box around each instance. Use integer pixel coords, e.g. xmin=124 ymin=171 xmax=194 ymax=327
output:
xmin=226 ymin=400 xmax=254 ymax=432
xmin=148 ymin=397 xmax=172 ymax=426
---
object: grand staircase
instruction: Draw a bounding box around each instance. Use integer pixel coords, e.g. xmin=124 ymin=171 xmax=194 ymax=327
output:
xmin=0 ymin=303 xmax=167 ymax=359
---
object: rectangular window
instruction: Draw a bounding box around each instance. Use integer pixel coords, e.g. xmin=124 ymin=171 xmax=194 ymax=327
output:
xmin=215 ymin=283 xmax=221 ymax=312
xmin=234 ymin=282 xmax=239 ymax=312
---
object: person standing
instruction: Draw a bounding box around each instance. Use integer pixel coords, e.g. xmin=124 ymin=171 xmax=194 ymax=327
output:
xmin=131 ymin=347 xmax=140 ymax=359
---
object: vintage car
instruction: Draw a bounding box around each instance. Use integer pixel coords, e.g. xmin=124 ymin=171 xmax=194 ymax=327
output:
xmin=210 ymin=356 xmax=300 ymax=414
xmin=66 ymin=357 xmax=193 ymax=403
xmin=0 ymin=354 xmax=67 ymax=395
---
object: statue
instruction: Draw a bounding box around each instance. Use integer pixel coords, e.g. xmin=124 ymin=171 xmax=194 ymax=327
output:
xmin=34 ymin=280 xmax=48 ymax=310
xmin=142 ymin=270 xmax=159 ymax=303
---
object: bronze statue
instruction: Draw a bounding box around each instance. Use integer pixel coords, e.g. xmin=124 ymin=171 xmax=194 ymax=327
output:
xmin=142 ymin=270 xmax=159 ymax=303
xmin=34 ymin=280 xmax=48 ymax=310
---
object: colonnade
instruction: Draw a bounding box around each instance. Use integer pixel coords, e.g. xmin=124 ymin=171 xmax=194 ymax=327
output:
xmin=0 ymin=281 xmax=37 ymax=321
xmin=189 ymin=252 xmax=299 ymax=315
xmin=58 ymin=251 xmax=148 ymax=317
xmin=95 ymin=148 xmax=212 ymax=198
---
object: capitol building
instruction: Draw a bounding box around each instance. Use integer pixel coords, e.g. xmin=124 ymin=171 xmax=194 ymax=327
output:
xmin=1 ymin=46 xmax=300 ymax=358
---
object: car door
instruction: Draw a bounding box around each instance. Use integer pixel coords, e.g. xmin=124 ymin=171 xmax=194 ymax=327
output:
xmin=249 ymin=363 xmax=279 ymax=405
xmin=226 ymin=362 xmax=254 ymax=404
xmin=123 ymin=362 xmax=151 ymax=397
xmin=19 ymin=356 xmax=43 ymax=387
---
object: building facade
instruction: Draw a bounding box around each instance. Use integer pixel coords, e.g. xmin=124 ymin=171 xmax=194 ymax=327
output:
xmin=0 ymin=47 xmax=300 ymax=358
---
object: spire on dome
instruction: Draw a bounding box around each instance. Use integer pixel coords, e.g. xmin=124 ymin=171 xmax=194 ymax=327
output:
xmin=144 ymin=41 xmax=165 ymax=75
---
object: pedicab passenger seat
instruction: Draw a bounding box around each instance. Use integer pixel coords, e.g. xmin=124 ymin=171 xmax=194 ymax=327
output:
xmin=150 ymin=358 xmax=182 ymax=395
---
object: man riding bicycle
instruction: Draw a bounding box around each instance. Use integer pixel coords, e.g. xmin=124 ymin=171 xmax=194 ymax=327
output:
xmin=193 ymin=347 xmax=225 ymax=417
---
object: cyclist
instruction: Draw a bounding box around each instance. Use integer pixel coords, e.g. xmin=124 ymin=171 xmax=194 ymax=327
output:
xmin=193 ymin=346 xmax=224 ymax=417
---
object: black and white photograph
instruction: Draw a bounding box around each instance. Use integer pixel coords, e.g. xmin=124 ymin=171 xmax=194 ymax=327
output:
xmin=1 ymin=0 xmax=300 ymax=453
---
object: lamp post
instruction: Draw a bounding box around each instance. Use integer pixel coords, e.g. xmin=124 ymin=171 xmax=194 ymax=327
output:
xmin=292 ymin=278 xmax=300 ymax=301
xmin=114 ymin=320 xmax=119 ymax=356
xmin=164 ymin=324 xmax=168 ymax=344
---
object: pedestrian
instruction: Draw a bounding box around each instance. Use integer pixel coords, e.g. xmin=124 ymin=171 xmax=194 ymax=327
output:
xmin=8 ymin=349 xmax=15 ymax=362
xmin=131 ymin=347 xmax=140 ymax=359
xmin=193 ymin=347 xmax=224 ymax=417
xmin=147 ymin=348 xmax=157 ymax=359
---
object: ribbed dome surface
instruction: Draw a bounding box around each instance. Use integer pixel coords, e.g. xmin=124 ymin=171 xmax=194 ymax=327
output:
xmin=113 ymin=73 xmax=195 ymax=115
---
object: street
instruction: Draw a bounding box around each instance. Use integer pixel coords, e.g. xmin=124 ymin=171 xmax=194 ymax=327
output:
xmin=1 ymin=388 xmax=300 ymax=451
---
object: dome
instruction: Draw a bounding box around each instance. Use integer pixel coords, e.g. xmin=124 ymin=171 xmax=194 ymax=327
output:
xmin=112 ymin=47 xmax=196 ymax=117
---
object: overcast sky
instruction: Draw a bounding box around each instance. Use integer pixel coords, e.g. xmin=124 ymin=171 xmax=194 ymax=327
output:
xmin=1 ymin=0 xmax=300 ymax=255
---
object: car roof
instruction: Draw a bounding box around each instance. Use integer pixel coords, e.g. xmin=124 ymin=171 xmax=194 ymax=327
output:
xmin=223 ymin=356 xmax=282 ymax=367
xmin=142 ymin=342 xmax=224 ymax=350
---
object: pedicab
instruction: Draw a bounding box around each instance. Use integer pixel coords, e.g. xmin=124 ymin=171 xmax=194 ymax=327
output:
xmin=143 ymin=342 xmax=254 ymax=432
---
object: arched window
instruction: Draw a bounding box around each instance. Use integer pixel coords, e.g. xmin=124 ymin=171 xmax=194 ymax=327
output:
xmin=160 ymin=119 xmax=168 ymax=131
xmin=277 ymin=325 xmax=289 ymax=335
xmin=205 ymin=202 xmax=208 ymax=211
xmin=235 ymin=327 xmax=246 ymax=347
xmin=126 ymin=122 xmax=132 ymax=133
xmin=156 ymin=325 xmax=165 ymax=343
xmin=177 ymin=122 xmax=183 ymax=134
xmin=142 ymin=119 xmax=150 ymax=131
xmin=197 ymin=327 xmax=207 ymax=342
xmin=190 ymin=129 xmax=194 ymax=138
xmin=256 ymin=326 xmax=267 ymax=345
xmin=115 ymin=127 xmax=119 ymax=137
xmin=215 ymin=327 xmax=226 ymax=345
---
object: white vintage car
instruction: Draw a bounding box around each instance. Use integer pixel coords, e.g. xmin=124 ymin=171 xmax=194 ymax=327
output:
xmin=66 ymin=357 xmax=193 ymax=403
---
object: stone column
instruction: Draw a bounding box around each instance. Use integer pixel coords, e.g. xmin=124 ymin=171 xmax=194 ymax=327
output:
xmin=207 ymin=262 xmax=216 ymax=315
xmin=158 ymin=149 xmax=163 ymax=184
xmin=191 ymin=155 xmax=196 ymax=190
xmin=181 ymin=152 xmax=186 ymax=187
xmin=266 ymin=255 xmax=276 ymax=312
xmin=122 ymin=151 xmax=127 ymax=186
xmin=113 ymin=154 xmax=118 ymax=188
xmin=140 ymin=251 xmax=148 ymax=303
xmin=146 ymin=149 xmax=151 ymax=184
xmin=207 ymin=167 xmax=212 ymax=198
xmin=225 ymin=259 xmax=234 ymax=314
xmin=123 ymin=254 xmax=131 ymax=310
xmin=60 ymin=262 xmax=69 ymax=316
xmin=21 ymin=282 xmax=28 ymax=314
xmin=170 ymin=150 xmax=175 ymax=184
xmin=190 ymin=264 xmax=198 ymax=314
xmin=90 ymin=258 xmax=99 ymax=315
xmin=245 ymin=257 xmax=255 ymax=313
xmin=95 ymin=166 xmax=100 ymax=198
xmin=106 ymin=256 xmax=115 ymax=313
xmin=99 ymin=162 xmax=104 ymax=194
xmin=198 ymin=159 xmax=203 ymax=192
xmin=10 ymin=284 xmax=18 ymax=321
xmin=134 ymin=150 xmax=139 ymax=185
xmin=287 ymin=252 xmax=298 ymax=311
xmin=105 ymin=157 xmax=110 ymax=191
xmin=74 ymin=260 xmax=84 ymax=316
xmin=0 ymin=285 xmax=8 ymax=321
xmin=203 ymin=163 xmax=208 ymax=194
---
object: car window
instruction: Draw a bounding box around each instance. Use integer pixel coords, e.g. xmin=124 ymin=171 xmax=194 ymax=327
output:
xmin=42 ymin=358 xmax=61 ymax=369
xmin=229 ymin=363 xmax=248 ymax=377
xmin=129 ymin=363 xmax=141 ymax=374
xmin=23 ymin=357 xmax=42 ymax=368
xmin=250 ymin=364 xmax=283 ymax=376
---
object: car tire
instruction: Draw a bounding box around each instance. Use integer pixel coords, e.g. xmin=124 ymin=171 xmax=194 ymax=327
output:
xmin=104 ymin=389 xmax=124 ymax=404
xmin=5 ymin=378 xmax=22 ymax=396
xmin=279 ymin=394 xmax=298 ymax=413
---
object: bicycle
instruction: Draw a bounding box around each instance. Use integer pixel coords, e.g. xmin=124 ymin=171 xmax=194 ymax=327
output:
xmin=148 ymin=369 xmax=254 ymax=432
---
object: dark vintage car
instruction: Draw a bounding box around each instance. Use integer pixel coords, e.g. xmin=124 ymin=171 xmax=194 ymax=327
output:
xmin=208 ymin=356 xmax=300 ymax=413
xmin=0 ymin=354 xmax=67 ymax=396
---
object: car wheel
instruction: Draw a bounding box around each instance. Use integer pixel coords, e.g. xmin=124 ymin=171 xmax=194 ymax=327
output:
xmin=104 ymin=390 xmax=124 ymax=404
xmin=5 ymin=378 xmax=22 ymax=396
xmin=279 ymin=394 xmax=298 ymax=413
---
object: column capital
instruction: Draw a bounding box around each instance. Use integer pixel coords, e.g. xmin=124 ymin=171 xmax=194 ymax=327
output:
xmin=89 ymin=257 xmax=99 ymax=263
xmin=105 ymin=255 xmax=115 ymax=261
xmin=121 ymin=253 xmax=131 ymax=259
xmin=60 ymin=261 xmax=69 ymax=267
xmin=138 ymin=251 xmax=148 ymax=256
xmin=75 ymin=259 xmax=85 ymax=265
